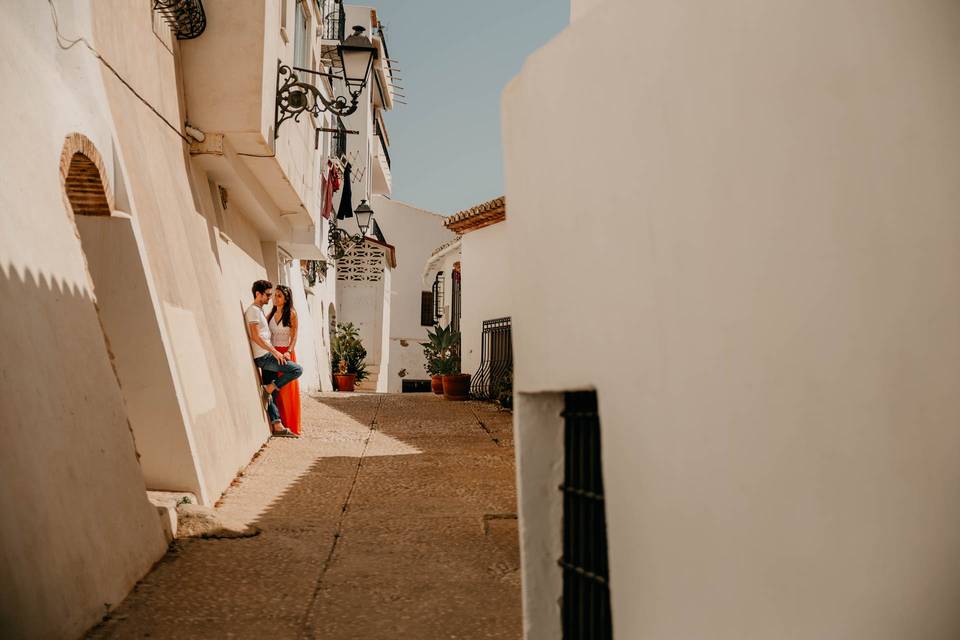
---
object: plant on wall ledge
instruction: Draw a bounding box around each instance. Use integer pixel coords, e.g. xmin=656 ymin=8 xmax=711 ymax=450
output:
xmin=302 ymin=259 xmax=327 ymax=288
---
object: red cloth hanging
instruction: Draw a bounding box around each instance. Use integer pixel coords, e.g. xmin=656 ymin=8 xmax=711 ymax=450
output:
xmin=321 ymin=160 xmax=342 ymax=220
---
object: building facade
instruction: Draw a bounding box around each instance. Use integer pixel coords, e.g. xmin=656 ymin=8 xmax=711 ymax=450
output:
xmin=372 ymin=196 xmax=454 ymax=392
xmin=503 ymin=1 xmax=960 ymax=639
xmin=330 ymin=4 xmax=399 ymax=391
xmin=443 ymin=197 xmax=510 ymax=385
xmin=1 ymin=1 xmax=396 ymax=636
xmin=424 ymin=196 xmax=512 ymax=400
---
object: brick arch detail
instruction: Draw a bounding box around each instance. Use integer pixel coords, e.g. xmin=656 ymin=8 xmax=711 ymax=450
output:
xmin=59 ymin=132 xmax=114 ymax=217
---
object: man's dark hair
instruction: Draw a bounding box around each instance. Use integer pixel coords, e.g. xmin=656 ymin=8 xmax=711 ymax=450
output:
xmin=252 ymin=280 xmax=273 ymax=297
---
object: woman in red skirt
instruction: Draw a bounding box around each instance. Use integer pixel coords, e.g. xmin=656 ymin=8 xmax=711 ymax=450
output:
xmin=267 ymin=285 xmax=302 ymax=435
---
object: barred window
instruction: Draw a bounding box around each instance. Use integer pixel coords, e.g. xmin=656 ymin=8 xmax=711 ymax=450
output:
xmin=560 ymin=391 xmax=613 ymax=639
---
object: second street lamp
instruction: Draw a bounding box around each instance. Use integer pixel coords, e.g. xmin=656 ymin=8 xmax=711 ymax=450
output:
xmin=328 ymin=200 xmax=376 ymax=260
xmin=275 ymin=26 xmax=377 ymax=137
xmin=353 ymin=200 xmax=375 ymax=237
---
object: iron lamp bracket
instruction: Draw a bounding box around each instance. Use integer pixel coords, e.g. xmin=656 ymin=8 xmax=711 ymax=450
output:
xmin=275 ymin=63 xmax=360 ymax=138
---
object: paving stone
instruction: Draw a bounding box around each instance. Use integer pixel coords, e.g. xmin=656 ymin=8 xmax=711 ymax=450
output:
xmin=85 ymin=393 xmax=521 ymax=639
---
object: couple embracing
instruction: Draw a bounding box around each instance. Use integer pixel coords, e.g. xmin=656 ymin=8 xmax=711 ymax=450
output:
xmin=246 ymin=280 xmax=302 ymax=438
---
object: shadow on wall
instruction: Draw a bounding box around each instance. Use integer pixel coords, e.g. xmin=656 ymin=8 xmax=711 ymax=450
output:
xmin=239 ymin=298 xmax=272 ymax=426
xmin=0 ymin=264 xmax=166 ymax=638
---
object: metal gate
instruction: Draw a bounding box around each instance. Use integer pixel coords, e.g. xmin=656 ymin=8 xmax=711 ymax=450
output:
xmin=559 ymin=391 xmax=613 ymax=639
xmin=451 ymin=269 xmax=461 ymax=334
xmin=470 ymin=317 xmax=511 ymax=399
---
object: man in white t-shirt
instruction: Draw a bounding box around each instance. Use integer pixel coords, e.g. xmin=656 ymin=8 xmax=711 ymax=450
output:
xmin=246 ymin=279 xmax=302 ymax=438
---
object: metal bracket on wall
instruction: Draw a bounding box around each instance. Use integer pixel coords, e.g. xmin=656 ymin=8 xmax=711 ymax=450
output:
xmin=275 ymin=62 xmax=360 ymax=139
xmin=314 ymin=126 xmax=360 ymax=151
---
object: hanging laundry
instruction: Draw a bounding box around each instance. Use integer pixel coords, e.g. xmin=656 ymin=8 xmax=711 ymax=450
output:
xmin=321 ymin=160 xmax=342 ymax=220
xmin=336 ymin=162 xmax=354 ymax=220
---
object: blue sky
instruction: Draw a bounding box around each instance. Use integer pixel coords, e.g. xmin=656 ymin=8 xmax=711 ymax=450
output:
xmin=368 ymin=0 xmax=569 ymax=215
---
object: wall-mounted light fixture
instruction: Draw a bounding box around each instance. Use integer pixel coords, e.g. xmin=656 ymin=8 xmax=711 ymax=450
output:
xmin=275 ymin=26 xmax=376 ymax=138
xmin=328 ymin=199 xmax=376 ymax=260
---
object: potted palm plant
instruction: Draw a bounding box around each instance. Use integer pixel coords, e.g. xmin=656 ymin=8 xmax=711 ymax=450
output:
xmin=422 ymin=324 xmax=456 ymax=395
xmin=331 ymin=322 xmax=368 ymax=392
xmin=429 ymin=326 xmax=470 ymax=401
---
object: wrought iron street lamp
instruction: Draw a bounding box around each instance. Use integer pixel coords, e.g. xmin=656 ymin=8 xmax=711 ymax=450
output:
xmin=353 ymin=200 xmax=374 ymax=236
xmin=275 ymin=26 xmax=377 ymax=137
xmin=328 ymin=200 xmax=376 ymax=260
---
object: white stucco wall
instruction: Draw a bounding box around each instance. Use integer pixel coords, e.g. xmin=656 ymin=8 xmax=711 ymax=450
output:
xmin=459 ymin=222 xmax=511 ymax=376
xmin=570 ymin=0 xmax=607 ymax=22
xmin=377 ymin=263 xmax=392 ymax=392
xmin=372 ymin=197 xmax=453 ymax=390
xmin=76 ymin=214 xmax=203 ymax=496
xmin=0 ymin=4 xmax=168 ymax=637
xmin=503 ymin=1 xmax=960 ymax=638
xmin=336 ymin=242 xmax=389 ymax=388
xmin=93 ymin=2 xmax=270 ymax=506
xmin=2 ymin=0 xmax=350 ymax=634
xmin=283 ymin=259 xmax=327 ymax=393
xmin=431 ymin=250 xmax=459 ymax=327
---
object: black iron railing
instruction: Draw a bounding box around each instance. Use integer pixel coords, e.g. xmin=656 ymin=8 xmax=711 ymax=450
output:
xmin=559 ymin=391 xmax=613 ymax=640
xmin=319 ymin=0 xmax=345 ymax=41
xmin=470 ymin=317 xmax=511 ymax=400
xmin=450 ymin=269 xmax=461 ymax=334
xmin=153 ymin=0 xmax=206 ymax=40
xmin=432 ymin=272 xmax=444 ymax=323
xmin=375 ymin=120 xmax=391 ymax=169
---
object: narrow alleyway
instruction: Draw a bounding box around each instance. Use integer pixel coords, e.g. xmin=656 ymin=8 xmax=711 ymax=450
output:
xmin=88 ymin=394 xmax=520 ymax=639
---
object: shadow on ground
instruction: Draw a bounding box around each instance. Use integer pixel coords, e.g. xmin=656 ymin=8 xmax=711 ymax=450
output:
xmin=87 ymin=393 xmax=520 ymax=639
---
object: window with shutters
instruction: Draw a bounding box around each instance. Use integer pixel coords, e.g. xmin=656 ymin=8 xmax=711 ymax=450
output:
xmin=294 ymin=0 xmax=310 ymax=69
xmin=421 ymin=291 xmax=434 ymax=326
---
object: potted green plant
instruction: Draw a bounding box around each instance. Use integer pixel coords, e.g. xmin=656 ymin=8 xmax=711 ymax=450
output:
xmin=421 ymin=324 xmax=456 ymax=395
xmin=432 ymin=327 xmax=469 ymax=401
xmin=331 ymin=322 xmax=368 ymax=392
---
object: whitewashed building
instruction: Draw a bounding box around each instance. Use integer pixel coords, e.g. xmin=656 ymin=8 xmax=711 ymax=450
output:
xmin=371 ymin=197 xmax=454 ymax=392
xmin=329 ymin=4 xmax=400 ymax=391
xmin=502 ymin=1 xmax=960 ymax=639
xmin=335 ymin=238 xmax=396 ymax=391
xmin=423 ymin=196 xmax=511 ymax=399
xmin=0 ymin=1 xmax=398 ymax=636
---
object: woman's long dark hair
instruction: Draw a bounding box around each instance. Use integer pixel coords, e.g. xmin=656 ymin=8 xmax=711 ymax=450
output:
xmin=268 ymin=284 xmax=294 ymax=327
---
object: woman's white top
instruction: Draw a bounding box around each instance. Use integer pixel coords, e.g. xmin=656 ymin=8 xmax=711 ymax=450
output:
xmin=269 ymin=313 xmax=292 ymax=348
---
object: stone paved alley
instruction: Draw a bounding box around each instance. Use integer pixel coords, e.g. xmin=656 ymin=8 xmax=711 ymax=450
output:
xmin=88 ymin=394 xmax=521 ymax=639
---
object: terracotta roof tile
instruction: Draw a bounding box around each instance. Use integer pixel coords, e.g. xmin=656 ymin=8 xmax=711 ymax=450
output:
xmin=444 ymin=196 xmax=505 ymax=234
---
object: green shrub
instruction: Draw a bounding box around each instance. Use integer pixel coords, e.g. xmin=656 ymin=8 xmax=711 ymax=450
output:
xmin=421 ymin=324 xmax=460 ymax=376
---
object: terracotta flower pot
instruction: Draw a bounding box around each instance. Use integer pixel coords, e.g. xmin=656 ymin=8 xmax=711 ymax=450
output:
xmin=334 ymin=373 xmax=356 ymax=392
xmin=442 ymin=374 xmax=471 ymax=401
xmin=431 ymin=374 xmax=444 ymax=395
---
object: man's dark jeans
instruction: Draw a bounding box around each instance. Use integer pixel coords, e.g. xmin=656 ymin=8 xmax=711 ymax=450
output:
xmin=255 ymin=353 xmax=303 ymax=425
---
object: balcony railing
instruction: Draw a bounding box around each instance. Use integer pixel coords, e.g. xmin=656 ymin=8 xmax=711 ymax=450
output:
xmin=153 ymin=0 xmax=206 ymax=40
xmin=375 ymin=120 xmax=391 ymax=169
xmin=376 ymin=24 xmax=393 ymax=78
xmin=319 ymin=0 xmax=345 ymax=41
